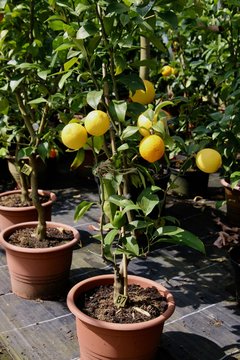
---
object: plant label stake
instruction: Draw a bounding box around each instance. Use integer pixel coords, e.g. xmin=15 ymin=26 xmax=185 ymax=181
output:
xmin=114 ymin=294 xmax=128 ymax=308
xmin=21 ymin=164 xmax=32 ymax=176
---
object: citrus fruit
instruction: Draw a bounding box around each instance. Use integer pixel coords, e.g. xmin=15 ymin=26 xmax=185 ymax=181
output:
xmin=137 ymin=113 xmax=156 ymax=137
xmin=161 ymin=65 xmax=174 ymax=77
xmin=195 ymin=148 xmax=222 ymax=173
xmin=84 ymin=110 xmax=110 ymax=136
xmin=139 ymin=134 xmax=165 ymax=163
xmin=49 ymin=148 xmax=57 ymax=158
xmin=129 ymin=79 xmax=155 ymax=105
xmin=61 ymin=122 xmax=88 ymax=150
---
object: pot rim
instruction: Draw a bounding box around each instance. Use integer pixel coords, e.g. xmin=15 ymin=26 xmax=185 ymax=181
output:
xmin=67 ymin=274 xmax=175 ymax=331
xmin=0 ymin=189 xmax=57 ymax=212
xmin=0 ymin=221 xmax=80 ymax=253
xmin=220 ymin=178 xmax=240 ymax=191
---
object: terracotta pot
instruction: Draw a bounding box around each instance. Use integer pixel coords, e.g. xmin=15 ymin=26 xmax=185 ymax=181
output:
xmin=0 ymin=189 xmax=56 ymax=231
xmin=67 ymin=274 xmax=175 ymax=360
xmin=0 ymin=221 xmax=80 ymax=299
xmin=229 ymin=247 xmax=240 ymax=304
xmin=170 ymin=167 xmax=209 ymax=198
xmin=221 ymin=179 xmax=240 ymax=226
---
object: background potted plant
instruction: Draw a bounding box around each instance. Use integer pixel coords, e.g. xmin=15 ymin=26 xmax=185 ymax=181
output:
xmin=0 ymin=0 xmax=80 ymax=300
xmin=0 ymin=0 xmax=62 ymax=229
xmin=214 ymin=219 xmax=240 ymax=305
xmin=47 ymin=1 xmax=206 ymax=358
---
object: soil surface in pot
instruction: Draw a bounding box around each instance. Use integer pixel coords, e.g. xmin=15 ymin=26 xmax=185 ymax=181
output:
xmin=0 ymin=193 xmax=50 ymax=207
xmin=7 ymin=227 xmax=74 ymax=248
xmin=78 ymin=284 xmax=168 ymax=324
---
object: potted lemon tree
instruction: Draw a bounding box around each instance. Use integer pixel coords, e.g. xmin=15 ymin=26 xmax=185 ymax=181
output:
xmin=0 ymin=0 xmax=80 ymax=300
xmin=50 ymin=1 xmax=207 ymax=358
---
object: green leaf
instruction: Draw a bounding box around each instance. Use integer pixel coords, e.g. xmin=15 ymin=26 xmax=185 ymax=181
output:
xmin=64 ymin=57 xmax=78 ymax=71
xmin=88 ymin=136 xmax=104 ymax=153
xmin=37 ymin=70 xmax=50 ymax=80
xmin=10 ymin=77 xmax=24 ymax=92
xmin=17 ymin=63 xmax=39 ymax=70
xmin=28 ymin=97 xmax=48 ymax=105
xmin=154 ymin=226 xmax=205 ymax=253
xmin=70 ymin=148 xmax=85 ymax=170
xmin=87 ymin=90 xmax=103 ymax=109
xmin=117 ymin=143 xmax=129 ymax=151
xmin=109 ymin=100 xmax=127 ymax=123
xmin=76 ymin=23 xmax=98 ymax=39
xmin=104 ymin=229 xmax=119 ymax=245
xmin=123 ymin=235 xmax=139 ymax=257
xmin=108 ymin=194 xmax=135 ymax=208
xmin=58 ymin=70 xmax=73 ymax=89
xmin=0 ymin=97 xmax=9 ymax=115
xmin=138 ymin=192 xmax=159 ymax=216
xmin=159 ymin=11 xmax=178 ymax=29
xmin=121 ymin=126 xmax=139 ymax=139
xmin=74 ymin=201 xmax=96 ymax=221
xmin=121 ymin=204 xmax=141 ymax=215
xmin=129 ymin=219 xmax=152 ymax=229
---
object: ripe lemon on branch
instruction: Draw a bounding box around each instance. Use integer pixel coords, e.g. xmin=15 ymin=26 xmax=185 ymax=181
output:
xmin=84 ymin=110 xmax=110 ymax=136
xmin=61 ymin=122 xmax=88 ymax=150
xmin=139 ymin=134 xmax=165 ymax=163
xmin=137 ymin=109 xmax=156 ymax=137
xmin=130 ymin=79 xmax=155 ymax=105
xmin=195 ymin=148 xmax=222 ymax=173
xmin=161 ymin=65 xmax=174 ymax=77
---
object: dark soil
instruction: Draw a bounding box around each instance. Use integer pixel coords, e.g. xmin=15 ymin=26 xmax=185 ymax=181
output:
xmin=0 ymin=193 xmax=49 ymax=207
xmin=78 ymin=284 xmax=168 ymax=324
xmin=7 ymin=227 xmax=74 ymax=248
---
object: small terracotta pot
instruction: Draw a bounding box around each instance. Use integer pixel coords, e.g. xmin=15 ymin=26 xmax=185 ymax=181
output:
xmin=0 ymin=221 xmax=80 ymax=299
xmin=170 ymin=167 xmax=209 ymax=198
xmin=221 ymin=179 xmax=240 ymax=226
xmin=67 ymin=274 xmax=175 ymax=360
xmin=0 ymin=189 xmax=56 ymax=231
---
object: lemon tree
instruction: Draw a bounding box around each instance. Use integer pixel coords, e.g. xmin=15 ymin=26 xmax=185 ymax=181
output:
xmin=139 ymin=134 xmax=165 ymax=163
xmin=61 ymin=122 xmax=88 ymax=150
xmin=129 ymin=79 xmax=155 ymax=105
xmin=84 ymin=110 xmax=110 ymax=136
xmin=195 ymin=148 xmax=222 ymax=173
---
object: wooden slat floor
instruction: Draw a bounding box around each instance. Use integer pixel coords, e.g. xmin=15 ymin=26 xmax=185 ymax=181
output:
xmin=0 ymin=178 xmax=240 ymax=360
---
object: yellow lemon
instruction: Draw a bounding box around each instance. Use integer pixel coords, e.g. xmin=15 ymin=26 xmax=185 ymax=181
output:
xmin=130 ymin=79 xmax=155 ymax=105
xmin=84 ymin=110 xmax=110 ymax=136
xmin=61 ymin=122 xmax=88 ymax=150
xmin=195 ymin=148 xmax=222 ymax=173
xmin=139 ymin=134 xmax=165 ymax=163
xmin=137 ymin=113 xmax=156 ymax=137
xmin=161 ymin=65 xmax=174 ymax=77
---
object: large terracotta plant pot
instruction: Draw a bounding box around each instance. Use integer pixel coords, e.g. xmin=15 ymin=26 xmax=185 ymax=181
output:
xmin=229 ymin=247 xmax=240 ymax=304
xmin=0 ymin=189 xmax=56 ymax=231
xmin=221 ymin=179 xmax=240 ymax=226
xmin=67 ymin=274 xmax=175 ymax=360
xmin=0 ymin=221 xmax=80 ymax=299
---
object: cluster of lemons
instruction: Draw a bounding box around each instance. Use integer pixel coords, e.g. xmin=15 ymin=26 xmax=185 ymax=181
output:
xmin=61 ymin=78 xmax=222 ymax=174
xmin=61 ymin=110 xmax=110 ymax=150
